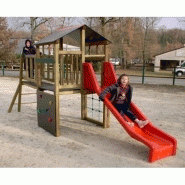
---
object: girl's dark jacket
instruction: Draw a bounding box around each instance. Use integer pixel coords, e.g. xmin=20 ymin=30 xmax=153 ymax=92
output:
xmin=23 ymin=46 xmax=36 ymax=55
xmin=99 ymin=83 xmax=133 ymax=109
xmin=22 ymin=40 xmax=36 ymax=55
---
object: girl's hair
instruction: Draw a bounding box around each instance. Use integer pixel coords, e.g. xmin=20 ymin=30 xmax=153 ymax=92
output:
xmin=117 ymin=74 xmax=130 ymax=85
xmin=25 ymin=39 xmax=32 ymax=46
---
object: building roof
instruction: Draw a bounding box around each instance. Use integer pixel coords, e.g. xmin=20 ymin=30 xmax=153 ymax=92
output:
xmin=154 ymin=46 xmax=185 ymax=57
xmin=35 ymin=24 xmax=111 ymax=46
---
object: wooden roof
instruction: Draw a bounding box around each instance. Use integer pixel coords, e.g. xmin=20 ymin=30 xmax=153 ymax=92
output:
xmin=35 ymin=24 xmax=111 ymax=46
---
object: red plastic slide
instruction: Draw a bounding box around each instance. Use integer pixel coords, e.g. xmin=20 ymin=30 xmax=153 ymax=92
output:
xmin=83 ymin=62 xmax=177 ymax=162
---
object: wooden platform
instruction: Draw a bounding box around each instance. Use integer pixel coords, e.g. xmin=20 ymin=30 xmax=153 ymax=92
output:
xmin=23 ymin=80 xmax=81 ymax=95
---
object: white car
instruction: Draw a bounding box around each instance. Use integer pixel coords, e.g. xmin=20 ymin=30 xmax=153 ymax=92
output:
xmin=109 ymin=58 xmax=120 ymax=65
xmin=174 ymin=61 xmax=185 ymax=77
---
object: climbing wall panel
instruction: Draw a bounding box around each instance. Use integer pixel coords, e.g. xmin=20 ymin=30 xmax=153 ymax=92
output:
xmin=37 ymin=90 xmax=56 ymax=136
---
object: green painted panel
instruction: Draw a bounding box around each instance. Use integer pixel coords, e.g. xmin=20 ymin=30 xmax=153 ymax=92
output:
xmin=36 ymin=58 xmax=54 ymax=64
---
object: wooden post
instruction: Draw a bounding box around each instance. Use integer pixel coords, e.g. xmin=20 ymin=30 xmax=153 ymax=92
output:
xmin=54 ymin=40 xmax=61 ymax=137
xmin=36 ymin=46 xmax=42 ymax=87
xmin=8 ymin=54 xmax=24 ymax=113
xmin=102 ymin=44 xmax=110 ymax=128
xmin=81 ymin=26 xmax=87 ymax=120
xmin=18 ymin=55 xmax=24 ymax=112
xmin=41 ymin=45 xmax=45 ymax=78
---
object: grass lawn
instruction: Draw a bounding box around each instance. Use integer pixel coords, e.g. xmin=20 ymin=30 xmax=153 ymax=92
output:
xmin=115 ymin=66 xmax=174 ymax=78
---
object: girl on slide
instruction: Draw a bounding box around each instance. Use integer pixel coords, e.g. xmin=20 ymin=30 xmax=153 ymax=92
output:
xmin=99 ymin=74 xmax=148 ymax=128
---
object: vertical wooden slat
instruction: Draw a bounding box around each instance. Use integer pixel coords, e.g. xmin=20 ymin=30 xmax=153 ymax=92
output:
xmin=79 ymin=55 xmax=81 ymax=84
xmin=30 ymin=58 xmax=33 ymax=79
xmin=69 ymin=54 xmax=72 ymax=83
xmin=96 ymin=45 xmax=98 ymax=54
xmin=47 ymin=63 xmax=49 ymax=79
xmin=51 ymin=64 xmax=53 ymax=80
xmin=71 ymin=54 xmax=74 ymax=84
xmin=48 ymin=44 xmax=50 ymax=80
xmin=66 ymin=54 xmax=69 ymax=85
xmin=36 ymin=46 xmax=41 ymax=87
xmin=26 ymin=58 xmax=28 ymax=78
xmin=34 ymin=57 xmax=36 ymax=81
xmin=42 ymin=45 xmax=45 ymax=79
xmin=48 ymin=44 xmax=51 ymax=56
xmin=60 ymin=55 xmax=64 ymax=85
xmin=76 ymin=54 xmax=79 ymax=84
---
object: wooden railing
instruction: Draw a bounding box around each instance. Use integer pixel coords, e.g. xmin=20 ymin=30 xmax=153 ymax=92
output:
xmin=23 ymin=55 xmax=37 ymax=83
xmin=23 ymin=54 xmax=82 ymax=89
xmin=36 ymin=58 xmax=55 ymax=82
xmin=59 ymin=54 xmax=82 ymax=88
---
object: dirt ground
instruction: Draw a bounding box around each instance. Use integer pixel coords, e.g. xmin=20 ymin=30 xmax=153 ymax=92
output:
xmin=0 ymin=77 xmax=184 ymax=168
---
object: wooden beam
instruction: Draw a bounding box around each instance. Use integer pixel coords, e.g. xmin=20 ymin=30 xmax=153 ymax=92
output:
xmin=59 ymin=84 xmax=81 ymax=89
xmin=36 ymin=45 xmax=41 ymax=87
xmin=8 ymin=84 xmax=20 ymax=113
xmin=85 ymin=117 xmax=103 ymax=126
xmin=23 ymin=77 xmax=36 ymax=83
xmin=25 ymin=55 xmax=36 ymax=59
xmin=54 ymin=41 xmax=61 ymax=137
xmin=81 ymin=27 xmax=87 ymax=120
xmin=103 ymin=44 xmax=110 ymax=128
xmin=85 ymin=40 xmax=109 ymax=46
xmin=85 ymin=54 xmax=105 ymax=58
xmin=59 ymin=50 xmax=82 ymax=55
xmin=59 ymin=89 xmax=81 ymax=95
xmin=17 ymin=55 xmax=24 ymax=112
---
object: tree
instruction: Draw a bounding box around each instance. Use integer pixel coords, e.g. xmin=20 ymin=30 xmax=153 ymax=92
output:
xmin=0 ymin=17 xmax=17 ymax=64
xmin=140 ymin=17 xmax=161 ymax=64
xmin=157 ymin=28 xmax=185 ymax=53
xmin=10 ymin=17 xmax=52 ymax=42
xmin=177 ymin=18 xmax=185 ymax=29
xmin=120 ymin=17 xmax=136 ymax=67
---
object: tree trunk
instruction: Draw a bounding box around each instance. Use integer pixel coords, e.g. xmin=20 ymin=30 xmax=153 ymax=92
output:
xmin=30 ymin=17 xmax=35 ymax=42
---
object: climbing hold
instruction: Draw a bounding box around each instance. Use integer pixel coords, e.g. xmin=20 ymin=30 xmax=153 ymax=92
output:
xmin=39 ymin=95 xmax=43 ymax=99
xmin=48 ymin=117 xmax=52 ymax=122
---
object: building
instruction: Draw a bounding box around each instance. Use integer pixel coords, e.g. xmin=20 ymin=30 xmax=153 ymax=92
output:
xmin=154 ymin=46 xmax=185 ymax=72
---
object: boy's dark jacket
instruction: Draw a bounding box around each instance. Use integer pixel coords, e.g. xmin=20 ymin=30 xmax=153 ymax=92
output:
xmin=99 ymin=83 xmax=133 ymax=109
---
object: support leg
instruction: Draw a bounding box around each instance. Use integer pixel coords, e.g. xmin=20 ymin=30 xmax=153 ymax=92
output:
xmin=81 ymin=91 xmax=87 ymax=120
xmin=18 ymin=83 xmax=22 ymax=112
xmin=103 ymin=104 xmax=110 ymax=128
xmin=8 ymin=84 xmax=20 ymax=113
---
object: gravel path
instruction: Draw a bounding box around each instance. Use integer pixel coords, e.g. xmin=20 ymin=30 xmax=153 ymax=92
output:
xmin=0 ymin=77 xmax=184 ymax=167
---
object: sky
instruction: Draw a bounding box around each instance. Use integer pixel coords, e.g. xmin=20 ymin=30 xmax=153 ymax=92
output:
xmin=157 ymin=17 xmax=182 ymax=29
xmin=7 ymin=17 xmax=184 ymax=30
xmin=2 ymin=1 xmax=185 ymax=30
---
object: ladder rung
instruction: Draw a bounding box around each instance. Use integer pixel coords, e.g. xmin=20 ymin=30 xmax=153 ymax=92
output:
xmin=15 ymin=102 xmax=37 ymax=104
xmin=21 ymin=93 xmax=37 ymax=95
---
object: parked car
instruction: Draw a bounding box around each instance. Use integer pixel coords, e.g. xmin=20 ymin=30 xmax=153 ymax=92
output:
xmin=173 ymin=61 xmax=185 ymax=77
xmin=109 ymin=58 xmax=120 ymax=65
xmin=12 ymin=65 xmax=20 ymax=69
xmin=0 ymin=64 xmax=7 ymax=69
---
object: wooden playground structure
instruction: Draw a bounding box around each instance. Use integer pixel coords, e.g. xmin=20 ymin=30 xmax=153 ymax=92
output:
xmin=8 ymin=24 xmax=112 ymax=137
